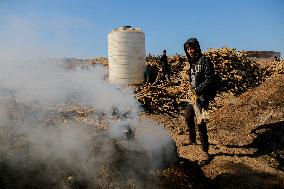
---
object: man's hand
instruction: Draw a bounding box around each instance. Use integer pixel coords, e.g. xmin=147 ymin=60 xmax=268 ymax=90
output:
xmin=191 ymin=92 xmax=199 ymax=103
xmin=188 ymin=84 xmax=199 ymax=103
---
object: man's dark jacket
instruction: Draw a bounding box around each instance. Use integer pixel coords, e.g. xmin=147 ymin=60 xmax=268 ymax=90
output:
xmin=184 ymin=38 xmax=217 ymax=106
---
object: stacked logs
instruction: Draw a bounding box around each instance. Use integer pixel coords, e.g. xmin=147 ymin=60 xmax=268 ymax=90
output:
xmin=90 ymin=57 xmax=108 ymax=67
xmin=132 ymin=85 xmax=180 ymax=115
xmin=131 ymin=54 xmax=190 ymax=116
xmin=204 ymin=48 xmax=265 ymax=95
xmin=264 ymin=60 xmax=284 ymax=76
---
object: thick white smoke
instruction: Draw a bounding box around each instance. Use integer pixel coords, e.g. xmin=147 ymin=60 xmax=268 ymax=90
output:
xmin=0 ymin=59 xmax=176 ymax=188
xmin=0 ymin=11 xmax=176 ymax=189
xmin=0 ymin=58 xmax=140 ymax=116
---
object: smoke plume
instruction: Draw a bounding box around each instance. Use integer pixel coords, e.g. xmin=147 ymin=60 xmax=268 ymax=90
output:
xmin=0 ymin=12 xmax=177 ymax=189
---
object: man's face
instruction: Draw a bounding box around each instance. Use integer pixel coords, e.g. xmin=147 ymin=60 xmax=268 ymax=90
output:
xmin=186 ymin=45 xmax=197 ymax=57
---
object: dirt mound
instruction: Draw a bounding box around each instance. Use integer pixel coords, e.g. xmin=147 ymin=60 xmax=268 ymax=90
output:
xmin=209 ymin=74 xmax=284 ymax=146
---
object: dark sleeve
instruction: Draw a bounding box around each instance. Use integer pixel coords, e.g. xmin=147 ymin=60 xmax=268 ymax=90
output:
xmin=160 ymin=55 xmax=167 ymax=63
xmin=196 ymin=58 xmax=215 ymax=95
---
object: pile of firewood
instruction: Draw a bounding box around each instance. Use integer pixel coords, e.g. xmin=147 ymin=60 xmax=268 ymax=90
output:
xmin=90 ymin=57 xmax=108 ymax=67
xmin=132 ymin=85 xmax=184 ymax=115
xmin=204 ymin=48 xmax=265 ymax=95
xmin=131 ymin=54 xmax=190 ymax=116
xmin=264 ymin=60 xmax=284 ymax=76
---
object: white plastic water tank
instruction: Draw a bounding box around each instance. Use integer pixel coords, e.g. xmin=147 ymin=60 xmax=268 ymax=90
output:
xmin=108 ymin=26 xmax=146 ymax=84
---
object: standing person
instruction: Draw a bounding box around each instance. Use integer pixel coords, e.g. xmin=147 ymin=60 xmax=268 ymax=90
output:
xmin=159 ymin=50 xmax=171 ymax=80
xmin=274 ymin=56 xmax=280 ymax=62
xmin=183 ymin=38 xmax=217 ymax=162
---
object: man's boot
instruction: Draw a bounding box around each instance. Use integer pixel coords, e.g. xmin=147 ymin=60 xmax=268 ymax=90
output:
xmin=185 ymin=104 xmax=197 ymax=144
xmin=187 ymin=116 xmax=197 ymax=144
xmin=198 ymin=121 xmax=211 ymax=163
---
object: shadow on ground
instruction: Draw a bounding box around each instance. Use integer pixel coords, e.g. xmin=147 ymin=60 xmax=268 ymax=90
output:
xmin=212 ymin=161 xmax=284 ymax=189
xmin=248 ymin=121 xmax=284 ymax=166
xmin=209 ymin=121 xmax=284 ymax=189
xmin=214 ymin=121 xmax=284 ymax=171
